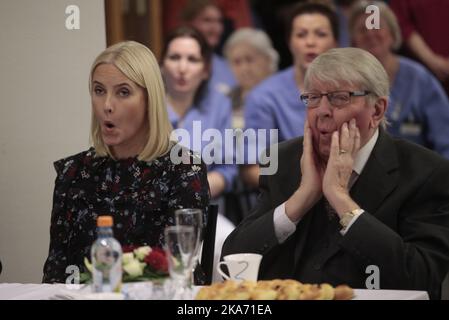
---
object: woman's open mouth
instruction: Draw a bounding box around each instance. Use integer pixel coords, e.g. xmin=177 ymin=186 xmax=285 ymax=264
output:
xmin=103 ymin=121 xmax=116 ymax=132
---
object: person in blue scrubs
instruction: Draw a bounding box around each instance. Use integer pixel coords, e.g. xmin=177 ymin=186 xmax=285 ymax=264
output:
xmin=222 ymin=27 xmax=280 ymax=223
xmin=182 ymin=0 xmax=236 ymax=96
xmin=242 ymin=3 xmax=339 ymax=188
xmin=161 ymin=26 xmax=236 ymax=199
xmin=350 ymin=1 xmax=449 ymax=158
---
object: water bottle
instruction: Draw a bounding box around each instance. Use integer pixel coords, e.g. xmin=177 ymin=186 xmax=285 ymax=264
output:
xmin=91 ymin=215 xmax=122 ymax=293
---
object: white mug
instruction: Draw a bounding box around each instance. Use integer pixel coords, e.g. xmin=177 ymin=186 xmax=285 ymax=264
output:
xmin=217 ymin=253 xmax=262 ymax=282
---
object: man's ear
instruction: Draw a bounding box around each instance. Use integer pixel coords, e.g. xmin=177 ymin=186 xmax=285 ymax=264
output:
xmin=370 ymin=96 xmax=387 ymax=128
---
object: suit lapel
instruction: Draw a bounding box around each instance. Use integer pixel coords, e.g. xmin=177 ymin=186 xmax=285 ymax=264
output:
xmin=320 ymin=131 xmax=400 ymax=264
xmin=280 ymin=138 xmax=309 ymax=272
xmin=280 ymin=138 xmax=303 ymax=200
xmin=350 ymin=129 xmax=399 ymax=215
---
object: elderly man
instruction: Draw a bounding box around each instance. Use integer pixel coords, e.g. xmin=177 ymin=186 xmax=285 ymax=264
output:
xmin=222 ymin=48 xmax=449 ymax=299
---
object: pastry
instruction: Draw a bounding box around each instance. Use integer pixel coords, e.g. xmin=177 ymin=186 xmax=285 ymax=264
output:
xmin=196 ymin=279 xmax=354 ymax=300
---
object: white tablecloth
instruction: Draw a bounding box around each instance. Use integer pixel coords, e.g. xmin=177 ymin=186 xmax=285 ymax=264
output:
xmin=0 ymin=283 xmax=429 ymax=300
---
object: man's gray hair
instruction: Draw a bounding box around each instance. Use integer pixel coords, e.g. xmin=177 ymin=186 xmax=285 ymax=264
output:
xmin=223 ymin=28 xmax=279 ymax=73
xmin=304 ymin=47 xmax=389 ymax=127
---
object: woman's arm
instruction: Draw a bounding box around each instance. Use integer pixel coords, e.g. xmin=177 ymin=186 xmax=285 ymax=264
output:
xmin=42 ymin=161 xmax=73 ymax=283
xmin=408 ymin=32 xmax=449 ymax=81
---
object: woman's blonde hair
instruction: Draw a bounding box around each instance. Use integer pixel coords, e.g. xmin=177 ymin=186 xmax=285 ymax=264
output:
xmin=89 ymin=41 xmax=173 ymax=161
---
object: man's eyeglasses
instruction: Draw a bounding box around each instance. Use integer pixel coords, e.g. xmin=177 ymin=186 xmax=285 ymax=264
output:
xmin=300 ymin=90 xmax=372 ymax=108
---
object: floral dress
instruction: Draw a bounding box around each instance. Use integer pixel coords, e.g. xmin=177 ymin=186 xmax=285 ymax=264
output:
xmin=42 ymin=146 xmax=210 ymax=283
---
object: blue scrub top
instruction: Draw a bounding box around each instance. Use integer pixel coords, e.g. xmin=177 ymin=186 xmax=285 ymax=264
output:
xmin=167 ymin=90 xmax=237 ymax=190
xmin=243 ymin=66 xmax=306 ymax=163
xmin=388 ymin=56 xmax=449 ymax=158
xmin=209 ymin=54 xmax=236 ymax=96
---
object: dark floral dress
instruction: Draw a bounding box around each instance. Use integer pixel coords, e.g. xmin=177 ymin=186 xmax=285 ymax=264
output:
xmin=42 ymin=146 xmax=210 ymax=283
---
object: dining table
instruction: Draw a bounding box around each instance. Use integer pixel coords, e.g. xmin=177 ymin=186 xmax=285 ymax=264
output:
xmin=0 ymin=282 xmax=429 ymax=300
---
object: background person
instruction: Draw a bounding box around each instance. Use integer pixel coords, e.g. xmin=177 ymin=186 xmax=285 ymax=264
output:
xmin=390 ymin=0 xmax=449 ymax=96
xmin=180 ymin=0 xmax=236 ymax=95
xmin=350 ymin=0 xmax=449 ymax=158
xmin=161 ymin=27 xmax=237 ymax=271
xmin=222 ymin=27 xmax=279 ymax=223
xmin=241 ymin=2 xmax=339 ymax=188
xmin=160 ymin=26 xmax=236 ymax=200
xmin=223 ymin=27 xmax=279 ymax=130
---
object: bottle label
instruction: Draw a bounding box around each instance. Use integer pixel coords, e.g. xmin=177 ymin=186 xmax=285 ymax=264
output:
xmin=92 ymin=247 xmax=122 ymax=293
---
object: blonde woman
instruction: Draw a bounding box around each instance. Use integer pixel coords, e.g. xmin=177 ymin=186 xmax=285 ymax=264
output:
xmin=43 ymin=41 xmax=210 ymax=283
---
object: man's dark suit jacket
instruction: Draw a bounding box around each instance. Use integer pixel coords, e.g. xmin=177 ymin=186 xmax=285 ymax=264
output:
xmin=222 ymin=129 xmax=449 ymax=299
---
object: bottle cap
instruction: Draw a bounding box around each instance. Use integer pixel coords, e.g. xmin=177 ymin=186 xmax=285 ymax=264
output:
xmin=97 ymin=215 xmax=113 ymax=227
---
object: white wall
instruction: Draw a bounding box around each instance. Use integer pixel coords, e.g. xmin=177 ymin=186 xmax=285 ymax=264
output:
xmin=0 ymin=0 xmax=106 ymax=282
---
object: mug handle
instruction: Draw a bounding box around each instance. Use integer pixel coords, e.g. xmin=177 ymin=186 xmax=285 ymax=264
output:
xmin=217 ymin=261 xmax=231 ymax=280
xmin=217 ymin=261 xmax=249 ymax=281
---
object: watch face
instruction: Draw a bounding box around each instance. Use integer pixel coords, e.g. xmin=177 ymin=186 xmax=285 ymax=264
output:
xmin=340 ymin=212 xmax=355 ymax=228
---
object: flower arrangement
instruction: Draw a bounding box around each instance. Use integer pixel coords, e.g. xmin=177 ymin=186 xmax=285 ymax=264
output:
xmin=82 ymin=245 xmax=169 ymax=283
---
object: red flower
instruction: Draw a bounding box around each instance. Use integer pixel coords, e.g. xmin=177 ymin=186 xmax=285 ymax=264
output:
xmin=67 ymin=165 xmax=77 ymax=178
xmin=111 ymin=182 xmax=120 ymax=193
xmin=83 ymin=156 xmax=92 ymax=165
xmin=144 ymin=248 xmax=168 ymax=274
xmin=191 ymin=179 xmax=201 ymax=192
xmin=142 ymin=168 xmax=151 ymax=177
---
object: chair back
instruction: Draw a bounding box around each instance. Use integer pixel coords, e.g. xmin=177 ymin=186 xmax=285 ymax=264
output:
xmin=198 ymin=204 xmax=218 ymax=285
xmin=442 ymin=271 xmax=449 ymax=300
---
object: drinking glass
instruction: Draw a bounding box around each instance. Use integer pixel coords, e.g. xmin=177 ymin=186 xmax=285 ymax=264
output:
xmin=174 ymin=208 xmax=203 ymax=285
xmin=164 ymin=225 xmax=195 ymax=299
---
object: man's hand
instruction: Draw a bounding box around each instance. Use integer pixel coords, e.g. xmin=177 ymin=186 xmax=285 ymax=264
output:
xmin=322 ymin=119 xmax=361 ymax=216
xmin=300 ymin=120 xmax=324 ymax=201
xmin=285 ymin=121 xmax=323 ymax=221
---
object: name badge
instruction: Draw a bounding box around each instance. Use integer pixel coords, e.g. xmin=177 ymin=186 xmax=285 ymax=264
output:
xmin=400 ymin=123 xmax=422 ymax=136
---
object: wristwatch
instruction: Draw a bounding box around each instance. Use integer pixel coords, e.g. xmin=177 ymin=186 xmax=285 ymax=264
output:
xmin=339 ymin=209 xmax=364 ymax=229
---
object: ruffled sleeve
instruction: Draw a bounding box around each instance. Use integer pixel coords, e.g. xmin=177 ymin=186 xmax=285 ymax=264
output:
xmin=42 ymin=154 xmax=82 ymax=283
xmin=166 ymin=147 xmax=211 ymax=224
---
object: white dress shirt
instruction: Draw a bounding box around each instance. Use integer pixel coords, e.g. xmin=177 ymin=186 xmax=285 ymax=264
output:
xmin=274 ymin=129 xmax=380 ymax=243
